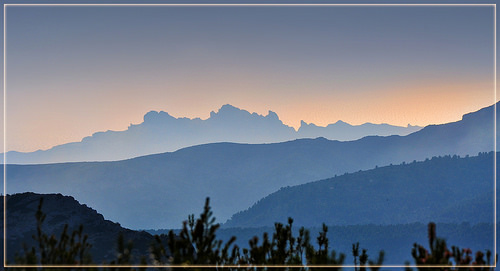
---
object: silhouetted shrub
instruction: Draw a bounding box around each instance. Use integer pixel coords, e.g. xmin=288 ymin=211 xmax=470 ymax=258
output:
xmin=406 ymin=222 xmax=495 ymax=271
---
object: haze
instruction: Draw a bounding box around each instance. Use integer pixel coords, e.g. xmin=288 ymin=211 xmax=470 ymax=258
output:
xmin=4 ymin=4 xmax=495 ymax=152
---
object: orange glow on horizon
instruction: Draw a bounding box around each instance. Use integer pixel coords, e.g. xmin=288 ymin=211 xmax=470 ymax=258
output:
xmin=6 ymin=77 xmax=495 ymax=153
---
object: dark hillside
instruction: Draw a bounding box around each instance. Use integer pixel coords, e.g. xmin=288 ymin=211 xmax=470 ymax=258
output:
xmin=1 ymin=192 xmax=161 ymax=264
xmin=224 ymin=152 xmax=495 ymax=228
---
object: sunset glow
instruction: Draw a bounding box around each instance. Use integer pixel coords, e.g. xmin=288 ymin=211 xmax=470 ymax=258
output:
xmin=4 ymin=4 xmax=496 ymax=152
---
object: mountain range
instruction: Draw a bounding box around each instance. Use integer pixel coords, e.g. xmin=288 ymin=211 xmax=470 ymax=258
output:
xmin=3 ymin=104 xmax=421 ymax=164
xmin=4 ymin=102 xmax=497 ymax=229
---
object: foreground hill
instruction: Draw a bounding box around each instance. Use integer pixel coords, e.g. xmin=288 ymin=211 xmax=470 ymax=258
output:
xmin=1 ymin=192 xmax=161 ymax=264
xmin=224 ymin=152 xmax=495 ymax=228
xmin=4 ymin=103 xmax=497 ymax=229
xmin=3 ymin=104 xmax=421 ymax=164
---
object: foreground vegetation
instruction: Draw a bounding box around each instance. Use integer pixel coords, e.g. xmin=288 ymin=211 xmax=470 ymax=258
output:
xmin=10 ymin=197 xmax=496 ymax=270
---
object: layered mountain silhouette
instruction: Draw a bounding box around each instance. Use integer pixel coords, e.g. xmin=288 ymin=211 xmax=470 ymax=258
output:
xmin=224 ymin=152 xmax=495 ymax=228
xmin=2 ymin=192 xmax=164 ymax=264
xmin=298 ymin=120 xmax=421 ymax=141
xmin=4 ymin=103 xmax=497 ymax=229
xmin=3 ymin=104 xmax=421 ymax=164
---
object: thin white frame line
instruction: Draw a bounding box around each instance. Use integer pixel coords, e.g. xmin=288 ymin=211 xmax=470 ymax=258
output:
xmin=3 ymin=3 xmax=496 ymax=6
xmin=3 ymin=3 xmax=7 ymax=268
xmin=2 ymin=2 xmax=497 ymax=269
xmin=494 ymin=3 xmax=497 ymax=267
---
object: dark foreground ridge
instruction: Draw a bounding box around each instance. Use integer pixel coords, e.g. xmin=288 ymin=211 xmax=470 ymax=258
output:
xmin=3 ymin=193 xmax=496 ymax=269
xmin=1 ymin=192 xmax=162 ymax=264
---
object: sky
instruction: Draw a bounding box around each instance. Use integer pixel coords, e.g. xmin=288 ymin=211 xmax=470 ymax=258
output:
xmin=3 ymin=2 xmax=497 ymax=152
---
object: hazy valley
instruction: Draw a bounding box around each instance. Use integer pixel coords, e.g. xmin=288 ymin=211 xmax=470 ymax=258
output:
xmin=4 ymin=102 xmax=497 ymax=229
xmin=4 ymin=102 xmax=497 ymax=266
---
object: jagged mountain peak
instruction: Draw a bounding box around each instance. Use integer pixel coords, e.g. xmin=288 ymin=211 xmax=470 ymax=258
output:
xmin=208 ymin=104 xmax=284 ymax=124
xmin=210 ymin=104 xmax=256 ymax=119
xmin=266 ymin=110 xmax=279 ymax=120
xmin=2 ymin=103 xmax=435 ymax=164
xmin=143 ymin=110 xmax=174 ymax=123
xmin=298 ymin=120 xmax=318 ymax=130
xmin=219 ymin=103 xmax=241 ymax=112
xmin=333 ymin=120 xmax=349 ymax=125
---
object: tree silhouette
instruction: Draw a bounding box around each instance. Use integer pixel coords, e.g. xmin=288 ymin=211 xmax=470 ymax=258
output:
xmin=13 ymin=195 xmax=498 ymax=270
xmin=14 ymin=197 xmax=93 ymax=269
xmin=407 ymin=222 xmax=495 ymax=271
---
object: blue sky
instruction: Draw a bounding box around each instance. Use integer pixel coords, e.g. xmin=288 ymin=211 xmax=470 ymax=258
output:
xmin=2 ymin=1 xmax=497 ymax=152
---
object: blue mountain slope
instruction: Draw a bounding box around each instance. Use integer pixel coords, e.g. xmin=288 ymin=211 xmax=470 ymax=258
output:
xmin=3 ymin=103 xmax=497 ymax=229
xmin=223 ymin=152 xmax=495 ymax=228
